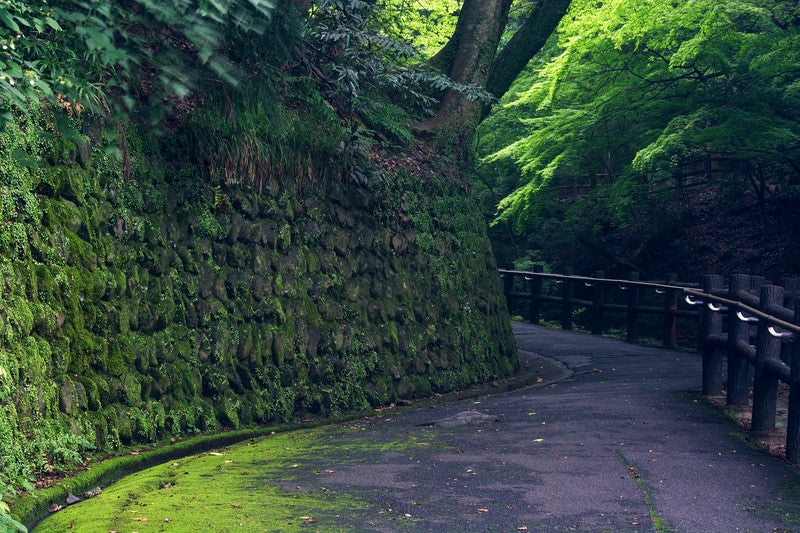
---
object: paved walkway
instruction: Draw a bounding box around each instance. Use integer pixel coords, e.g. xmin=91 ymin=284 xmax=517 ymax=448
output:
xmin=281 ymin=322 xmax=800 ymax=532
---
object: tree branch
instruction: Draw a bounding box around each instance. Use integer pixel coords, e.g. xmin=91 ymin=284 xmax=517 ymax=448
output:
xmin=485 ymin=0 xmax=572 ymax=101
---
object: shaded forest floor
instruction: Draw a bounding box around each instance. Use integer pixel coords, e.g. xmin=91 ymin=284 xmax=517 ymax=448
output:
xmin=665 ymin=184 xmax=800 ymax=281
xmin=487 ymin=177 xmax=800 ymax=283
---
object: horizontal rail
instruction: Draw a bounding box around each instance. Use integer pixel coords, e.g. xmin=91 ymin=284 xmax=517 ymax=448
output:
xmin=499 ymin=269 xmax=698 ymax=348
xmin=500 ymin=269 xmax=699 ymax=291
xmin=684 ymin=289 xmax=800 ymax=335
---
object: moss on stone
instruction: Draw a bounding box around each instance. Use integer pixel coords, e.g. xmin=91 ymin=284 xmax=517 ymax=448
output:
xmin=0 ymin=100 xmax=517 ymax=506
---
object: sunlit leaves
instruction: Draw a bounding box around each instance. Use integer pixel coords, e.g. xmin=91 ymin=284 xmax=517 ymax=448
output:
xmin=480 ymin=0 xmax=800 ymax=230
xmin=376 ymin=0 xmax=460 ymax=57
xmin=306 ymin=0 xmax=493 ymax=117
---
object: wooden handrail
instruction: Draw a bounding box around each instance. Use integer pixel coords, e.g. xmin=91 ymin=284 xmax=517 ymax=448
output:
xmin=499 ymin=269 xmax=800 ymax=465
xmin=499 ymin=269 xmax=699 ymax=347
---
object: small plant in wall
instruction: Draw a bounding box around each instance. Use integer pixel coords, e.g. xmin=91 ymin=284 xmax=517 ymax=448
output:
xmin=194 ymin=208 xmax=225 ymax=241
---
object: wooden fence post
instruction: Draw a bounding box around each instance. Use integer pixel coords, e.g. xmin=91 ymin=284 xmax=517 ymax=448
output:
xmin=780 ymin=277 xmax=798 ymax=365
xmin=526 ymin=264 xmax=543 ymax=324
xmin=702 ymin=274 xmax=725 ymax=397
xmin=626 ymin=272 xmax=641 ymax=342
xmin=662 ymin=273 xmax=678 ymax=348
xmin=561 ymin=277 xmax=574 ymax=331
xmin=503 ymin=270 xmax=514 ymax=298
xmin=591 ymin=270 xmax=605 ymax=335
xmin=751 ymin=285 xmax=784 ymax=436
xmin=787 ymin=302 xmax=800 ymax=465
xmin=728 ymin=274 xmax=752 ymax=407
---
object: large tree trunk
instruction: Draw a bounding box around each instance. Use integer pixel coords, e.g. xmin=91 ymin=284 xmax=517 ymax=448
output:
xmin=418 ymin=0 xmax=513 ymax=159
xmin=422 ymin=0 xmax=572 ymax=162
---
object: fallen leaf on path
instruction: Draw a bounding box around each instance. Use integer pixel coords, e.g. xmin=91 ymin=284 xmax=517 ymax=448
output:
xmin=477 ymin=508 xmax=489 ymax=513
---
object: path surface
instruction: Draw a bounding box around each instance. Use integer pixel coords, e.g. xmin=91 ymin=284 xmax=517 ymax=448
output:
xmin=281 ymin=323 xmax=800 ymax=532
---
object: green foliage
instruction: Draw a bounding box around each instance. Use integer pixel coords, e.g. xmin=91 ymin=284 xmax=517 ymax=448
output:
xmin=362 ymin=98 xmax=414 ymax=143
xmin=0 ymin=0 xmax=277 ymax=128
xmin=194 ymin=207 xmax=225 ymax=240
xmin=478 ymin=0 xmax=800 ymax=272
xmin=0 ymin=510 xmax=27 ymax=533
xmin=181 ymin=77 xmax=349 ymax=189
xmin=308 ymin=0 xmax=429 ymax=113
xmin=0 ymin=105 xmax=48 ymax=258
xmin=376 ymin=0 xmax=460 ymax=57
xmin=0 ymin=4 xmax=518 ymax=524
xmin=307 ymin=0 xmax=494 ymax=118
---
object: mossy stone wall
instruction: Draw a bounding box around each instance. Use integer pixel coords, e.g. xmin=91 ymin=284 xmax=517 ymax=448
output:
xmin=0 ymin=110 xmax=517 ymax=482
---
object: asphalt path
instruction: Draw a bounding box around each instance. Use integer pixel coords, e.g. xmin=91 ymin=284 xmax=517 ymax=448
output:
xmin=276 ymin=322 xmax=800 ymax=532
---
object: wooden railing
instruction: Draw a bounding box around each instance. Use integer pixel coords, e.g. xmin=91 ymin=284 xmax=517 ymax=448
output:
xmin=500 ymin=269 xmax=800 ymax=465
xmin=499 ymin=269 xmax=700 ymax=347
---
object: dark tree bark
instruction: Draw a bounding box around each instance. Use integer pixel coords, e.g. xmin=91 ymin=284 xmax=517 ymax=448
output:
xmin=422 ymin=0 xmax=572 ymax=160
xmin=418 ymin=0 xmax=512 ymax=159
xmin=486 ymin=0 xmax=573 ymax=100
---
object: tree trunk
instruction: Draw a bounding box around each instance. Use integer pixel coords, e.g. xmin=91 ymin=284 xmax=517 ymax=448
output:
xmin=486 ymin=0 xmax=573 ymax=100
xmin=422 ymin=0 xmax=572 ymax=162
xmin=418 ymin=0 xmax=513 ymax=159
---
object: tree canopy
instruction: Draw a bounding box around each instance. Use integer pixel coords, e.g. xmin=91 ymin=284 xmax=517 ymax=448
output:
xmin=0 ymin=0 xmax=572 ymax=146
xmin=478 ymin=0 xmax=800 ymax=275
xmin=6 ymin=0 xmax=795 ymax=276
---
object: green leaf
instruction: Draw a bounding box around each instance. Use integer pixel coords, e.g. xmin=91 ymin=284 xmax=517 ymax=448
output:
xmin=0 ymin=512 xmax=27 ymax=533
xmin=44 ymin=17 xmax=63 ymax=31
xmin=12 ymin=148 xmax=38 ymax=169
xmin=0 ymin=9 xmax=20 ymax=33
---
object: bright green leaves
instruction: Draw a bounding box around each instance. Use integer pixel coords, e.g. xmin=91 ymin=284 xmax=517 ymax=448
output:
xmin=376 ymin=0 xmax=461 ymax=57
xmin=480 ymin=0 xmax=800 ymax=233
xmin=0 ymin=6 xmax=20 ymax=33
xmin=0 ymin=3 xmax=57 ymax=122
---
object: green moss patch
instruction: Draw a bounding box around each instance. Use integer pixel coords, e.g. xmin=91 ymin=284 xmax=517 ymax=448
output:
xmin=32 ymin=426 xmax=420 ymax=532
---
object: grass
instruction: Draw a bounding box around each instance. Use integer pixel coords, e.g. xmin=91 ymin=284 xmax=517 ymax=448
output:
xmin=12 ymin=421 xmax=347 ymax=529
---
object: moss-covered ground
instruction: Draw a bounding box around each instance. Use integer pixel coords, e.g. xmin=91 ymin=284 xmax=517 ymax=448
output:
xmin=33 ymin=425 xmax=425 ymax=532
